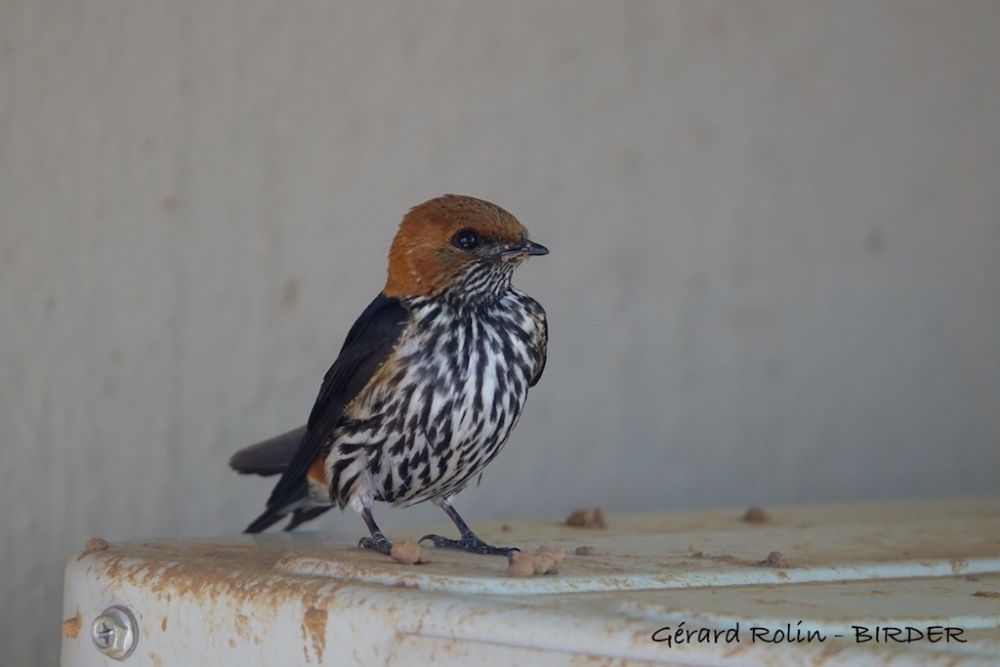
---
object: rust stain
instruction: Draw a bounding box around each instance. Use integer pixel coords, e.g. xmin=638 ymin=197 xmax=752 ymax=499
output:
xmin=89 ymin=541 xmax=348 ymax=616
xmin=160 ymin=616 xmax=168 ymax=631
xmin=62 ymin=611 xmax=82 ymax=639
xmin=817 ymin=643 xmax=847 ymax=659
xmin=149 ymin=651 xmax=163 ymax=667
xmin=723 ymin=641 xmax=754 ymax=657
xmin=234 ymin=613 xmax=252 ymax=641
xmin=302 ymin=607 xmax=328 ymax=663
xmin=972 ymin=591 xmax=1000 ymax=598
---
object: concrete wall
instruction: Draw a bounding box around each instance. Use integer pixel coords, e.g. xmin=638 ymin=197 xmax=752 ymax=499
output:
xmin=3 ymin=1 xmax=999 ymax=663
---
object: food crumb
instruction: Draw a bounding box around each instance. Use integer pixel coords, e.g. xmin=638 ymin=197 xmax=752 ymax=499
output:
xmin=62 ymin=612 xmax=82 ymax=639
xmin=758 ymin=551 xmax=789 ymax=567
xmin=507 ymin=545 xmax=566 ymax=577
xmin=574 ymin=545 xmax=601 ymax=556
xmin=500 ymin=524 xmax=512 ymax=533
xmin=687 ymin=543 xmax=704 ymax=558
xmin=507 ymin=556 xmax=536 ymax=577
xmin=389 ymin=540 xmax=428 ymax=565
xmin=533 ymin=545 xmax=564 ymax=573
xmin=972 ymin=591 xmax=1000 ymax=599
xmin=742 ymin=506 xmax=769 ymax=523
xmin=565 ymin=507 xmax=606 ymax=529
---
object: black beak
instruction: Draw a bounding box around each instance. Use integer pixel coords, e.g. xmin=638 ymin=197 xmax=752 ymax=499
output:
xmin=524 ymin=241 xmax=549 ymax=256
xmin=500 ymin=239 xmax=549 ymax=260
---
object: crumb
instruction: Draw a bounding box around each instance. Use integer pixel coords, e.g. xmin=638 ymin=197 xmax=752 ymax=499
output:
xmin=389 ymin=540 xmax=428 ymax=565
xmin=687 ymin=543 xmax=704 ymax=558
xmin=507 ymin=555 xmax=536 ymax=577
xmin=565 ymin=507 xmax=606 ymax=529
xmin=972 ymin=591 xmax=1000 ymax=599
xmin=758 ymin=551 xmax=788 ymax=567
xmin=506 ymin=545 xmax=565 ymax=577
xmin=533 ymin=545 xmax=565 ymax=573
xmin=574 ymin=545 xmax=601 ymax=556
xmin=84 ymin=537 xmax=109 ymax=553
xmin=966 ymin=574 xmax=981 ymax=582
xmin=742 ymin=506 xmax=769 ymax=523
xmin=500 ymin=524 xmax=512 ymax=533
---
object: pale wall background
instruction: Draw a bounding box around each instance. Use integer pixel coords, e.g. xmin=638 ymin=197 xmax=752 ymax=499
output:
xmin=3 ymin=1 xmax=1000 ymax=663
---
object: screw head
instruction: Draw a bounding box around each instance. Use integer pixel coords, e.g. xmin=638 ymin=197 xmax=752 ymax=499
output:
xmin=91 ymin=606 xmax=138 ymax=660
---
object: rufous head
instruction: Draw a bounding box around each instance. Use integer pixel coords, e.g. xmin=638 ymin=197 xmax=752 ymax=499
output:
xmin=384 ymin=195 xmax=548 ymax=299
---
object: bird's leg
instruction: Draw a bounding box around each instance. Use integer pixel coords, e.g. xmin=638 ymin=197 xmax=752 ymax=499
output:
xmin=420 ymin=499 xmax=519 ymax=560
xmin=357 ymin=507 xmax=393 ymax=555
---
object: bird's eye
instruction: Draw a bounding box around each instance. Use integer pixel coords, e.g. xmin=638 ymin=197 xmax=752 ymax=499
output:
xmin=451 ymin=229 xmax=480 ymax=251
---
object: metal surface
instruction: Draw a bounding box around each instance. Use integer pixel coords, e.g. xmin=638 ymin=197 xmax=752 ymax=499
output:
xmin=61 ymin=498 xmax=1000 ymax=666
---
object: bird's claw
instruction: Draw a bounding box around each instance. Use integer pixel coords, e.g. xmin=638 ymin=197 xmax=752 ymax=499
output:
xmin=419 ymin=533 xmax=519 ymax=559
xmin=358 ymin=533 xmax=393 ymax=556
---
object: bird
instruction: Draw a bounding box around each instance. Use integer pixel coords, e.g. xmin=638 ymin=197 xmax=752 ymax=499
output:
xmin=229 ymin=194 xmax=548 ymax=558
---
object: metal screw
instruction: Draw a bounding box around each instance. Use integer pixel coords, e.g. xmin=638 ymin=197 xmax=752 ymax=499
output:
xmin=91 ymin=606 xmax=138 ymax=660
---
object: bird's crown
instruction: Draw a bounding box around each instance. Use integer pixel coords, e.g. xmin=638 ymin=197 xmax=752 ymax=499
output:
xmin=384 ymin=195 xmax=544 ymax=298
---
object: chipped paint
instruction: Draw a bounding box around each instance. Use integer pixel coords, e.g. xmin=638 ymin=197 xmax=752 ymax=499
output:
xmin=61 ymin=611 xmax=81 ymax=639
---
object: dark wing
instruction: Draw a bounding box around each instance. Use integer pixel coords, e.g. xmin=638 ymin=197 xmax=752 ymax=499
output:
xmin=529 ymin=299 xmax=548 ymax=387
xmin=263 ymin=293 xmax=409 ymax=511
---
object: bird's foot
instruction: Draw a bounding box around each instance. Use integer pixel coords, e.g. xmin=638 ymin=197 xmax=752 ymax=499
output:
xmin=358 ymin=532 xmax=393 ymax=556
xmin=419 ymin=532 xmax=519 ymax=560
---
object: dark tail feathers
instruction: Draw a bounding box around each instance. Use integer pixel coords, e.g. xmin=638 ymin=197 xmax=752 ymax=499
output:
xmin=229 ymin=425 xmax=306 ymax=476
xmin=234 ymin=425 xmax=334 ymax=533
xmin=244 ymin=507 xmax=287 ymax=533
xmin=244 ymin=503 xmax=332 ymax=534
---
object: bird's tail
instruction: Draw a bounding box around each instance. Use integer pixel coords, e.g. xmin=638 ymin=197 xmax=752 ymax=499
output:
xmin=233 ymin=425 xmax=334 ymax=533
xmin=244 ymin=507 xmax=287 ymax=533
xmin=229 ymin=426 xmax=306 ymax=476
xmin=244 ymin=499 xmax=333 ymax=533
